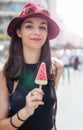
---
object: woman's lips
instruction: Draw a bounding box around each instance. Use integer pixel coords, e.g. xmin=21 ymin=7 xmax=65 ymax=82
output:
xmin=30 ymin=38 xmax=41 ymax=42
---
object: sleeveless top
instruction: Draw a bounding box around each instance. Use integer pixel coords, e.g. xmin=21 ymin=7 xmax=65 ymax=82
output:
xmin=7 ymin=63 xmax=57 ymax=130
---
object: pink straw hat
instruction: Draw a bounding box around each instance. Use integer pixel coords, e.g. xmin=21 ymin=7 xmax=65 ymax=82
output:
xmin=7 ymin=2 xmax=60 ymax=40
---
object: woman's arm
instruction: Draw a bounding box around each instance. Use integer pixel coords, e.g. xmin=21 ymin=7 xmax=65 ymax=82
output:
xmin=0 ymin=70 xmax=44 ymax=130
xmin=0 ymin=108 xmax=30 ymax=130
xmin=0 ymin=70 xmax=9 ymax=120
xmin=0 ymin=70 xmax=30 ymax=130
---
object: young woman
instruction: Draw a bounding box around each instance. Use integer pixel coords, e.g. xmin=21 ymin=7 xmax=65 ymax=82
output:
xmin=0 ymin=2 xmax=63 ymax=130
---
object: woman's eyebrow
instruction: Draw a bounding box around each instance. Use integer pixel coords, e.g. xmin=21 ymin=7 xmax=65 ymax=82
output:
xmin=24 ymin=20 xmax=33 ymax=24
xmin=41 ymin=22 xmax=47 ymax=25
xmin=23 ymin=20 xmax=47 ymax=25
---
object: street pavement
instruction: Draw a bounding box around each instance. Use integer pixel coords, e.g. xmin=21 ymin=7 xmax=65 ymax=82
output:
xmin=56 ymin=67 xmax=83 ymax=130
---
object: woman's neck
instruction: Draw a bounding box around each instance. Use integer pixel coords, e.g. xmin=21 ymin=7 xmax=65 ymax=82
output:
xmin=23 ymin=48 xmax=41 ymax=64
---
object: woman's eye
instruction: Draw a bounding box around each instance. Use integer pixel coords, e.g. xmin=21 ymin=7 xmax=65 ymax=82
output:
xmin=39 ymin=26 xmax=47 ymax=30
xmin=26 ymin=25 xmax=33 ymax=29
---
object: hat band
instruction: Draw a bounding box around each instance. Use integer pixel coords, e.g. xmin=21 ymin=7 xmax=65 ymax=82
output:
xmin=19 ymin=7 xmax=50 ymax=17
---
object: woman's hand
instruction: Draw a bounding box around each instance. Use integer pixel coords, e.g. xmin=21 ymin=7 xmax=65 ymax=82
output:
xmin=24 ymin=88 xmax=44 ymax=117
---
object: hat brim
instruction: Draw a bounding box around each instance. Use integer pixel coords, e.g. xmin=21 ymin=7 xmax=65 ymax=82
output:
xmin=7 ymin=13 xmax=60 ymax=40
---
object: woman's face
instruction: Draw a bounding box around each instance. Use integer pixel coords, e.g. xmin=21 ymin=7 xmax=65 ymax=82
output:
xmin=17 ymin=17 xmax=48 ymax=50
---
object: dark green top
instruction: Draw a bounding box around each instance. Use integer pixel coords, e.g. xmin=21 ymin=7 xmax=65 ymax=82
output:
xmin=7 ymin=63 xmax=57 ymax=130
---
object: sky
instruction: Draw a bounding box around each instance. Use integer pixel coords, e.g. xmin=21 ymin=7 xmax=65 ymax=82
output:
xmin=56 ymin=0 xmax=83 ymax=38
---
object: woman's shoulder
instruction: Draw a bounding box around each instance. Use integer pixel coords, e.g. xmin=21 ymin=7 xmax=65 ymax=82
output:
xmin=51 ymin=57 xmax=64 ymax=70
xmin=0 ymin=65 xmax=5 ymax=81
xmin=0 ymin=66 xmax=8 ymax=93
xmin=50 ymin=57 xmax=64 ymax=81
xmin=51 ymin=57 xmax=64 ymax=89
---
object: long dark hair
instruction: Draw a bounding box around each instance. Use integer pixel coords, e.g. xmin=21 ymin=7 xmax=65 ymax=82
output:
xmin=3 ymin=19 xmax=56 ymax=84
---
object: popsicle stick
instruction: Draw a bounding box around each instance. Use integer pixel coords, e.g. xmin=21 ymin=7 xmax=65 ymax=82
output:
xmin=39 ymin=84 xmax=42 ymax=89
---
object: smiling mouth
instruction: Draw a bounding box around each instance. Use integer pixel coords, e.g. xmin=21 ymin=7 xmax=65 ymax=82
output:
xmin=30 ymin=38 xmax=42 ymax=41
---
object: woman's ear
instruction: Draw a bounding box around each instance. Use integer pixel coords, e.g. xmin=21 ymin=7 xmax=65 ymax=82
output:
xmin=16 ymin=29 xmax=22 ymax=38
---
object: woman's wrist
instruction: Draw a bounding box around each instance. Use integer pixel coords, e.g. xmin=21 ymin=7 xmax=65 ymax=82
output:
xmin=18 ymin=107 xmax=29 ymax=121
xmin=9 ymin=108 xmax=30 ymax=129
xmin=17 ymin=111 xmax=26 ymax=122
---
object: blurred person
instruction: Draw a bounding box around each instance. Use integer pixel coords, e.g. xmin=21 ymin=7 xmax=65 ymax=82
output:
xmin=61 ymin=50 xmax=71 ymax=83
xmin=0 ymin=2 xmax=64 ymax=130
xmin=73 ymin=56 xmax=79 ymax=71
xmin=78 ymin=55 xmax=83 ymax=71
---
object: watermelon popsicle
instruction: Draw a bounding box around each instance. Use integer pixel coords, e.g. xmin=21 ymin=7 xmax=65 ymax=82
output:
xmin=35 ymin=62 xmax=48 ymax=89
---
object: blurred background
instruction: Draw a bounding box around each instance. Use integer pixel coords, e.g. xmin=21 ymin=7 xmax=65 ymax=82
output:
xmin=0 ymin=0 xmax=83 ymax=130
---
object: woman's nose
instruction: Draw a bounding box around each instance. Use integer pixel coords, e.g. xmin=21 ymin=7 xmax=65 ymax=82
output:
xmin=33 ymin=27 xmax=40 ymax=35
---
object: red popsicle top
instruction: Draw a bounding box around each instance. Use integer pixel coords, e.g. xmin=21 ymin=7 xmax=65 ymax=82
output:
xmin=35 ymin=62 xmax=48 ymax=85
